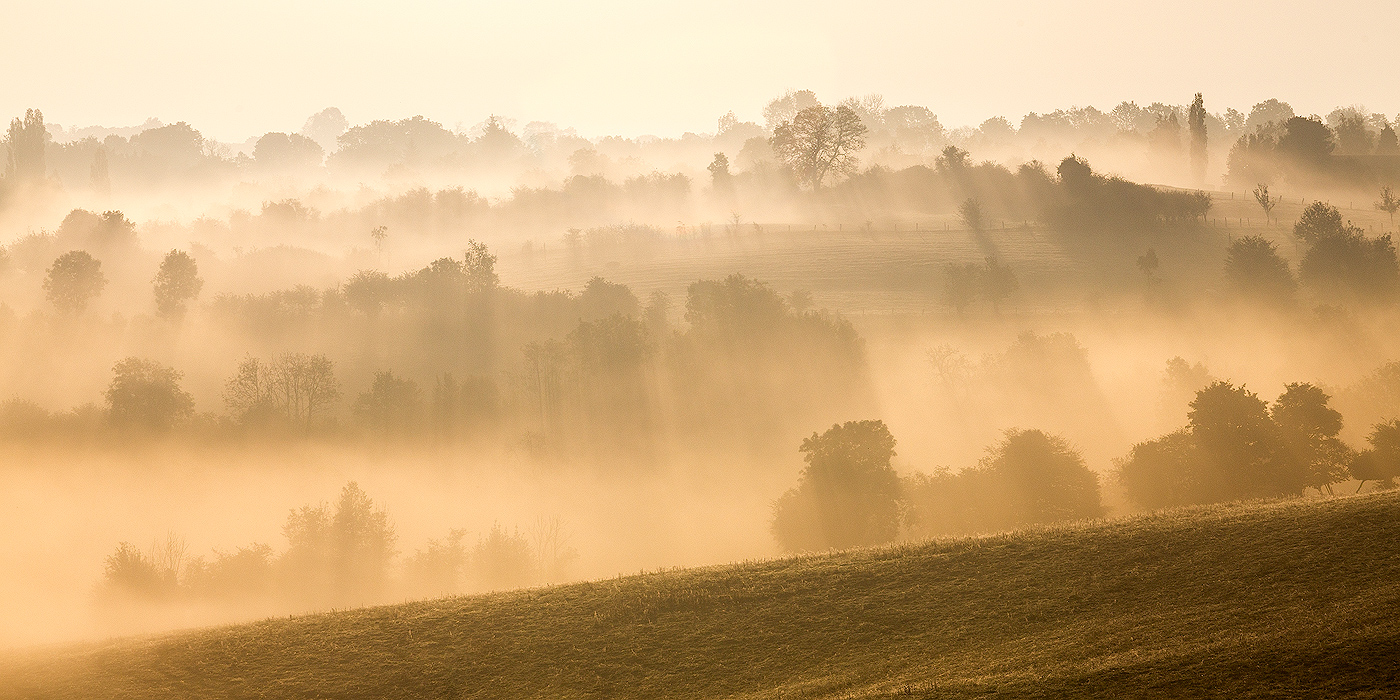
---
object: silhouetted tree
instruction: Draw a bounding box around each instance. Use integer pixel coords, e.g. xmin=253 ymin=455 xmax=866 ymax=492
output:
xmin=344 ymin=270 xmax=394 ymax=317
xmin=707 ymin=152 xmax=732 ymax=194
xmin=1224 ymin=236 xmax=1296 ymax=304
xmin=1351 ymin=420 xmax=1400 ymax=491
xmin=470 ymin=523 xmax=535 ymax=590
xmin=943 ymin=263 xmax=980 ymax=315
xmin=354 ymin=370 xmax=422 ymax=435
xmin=1253 ymin=184 xmax=1277 ymax=225
xmin=281 ymin=482 xmax=396 ymax=606
xmin=1189 ymin=381 xmax=1297 ymax=499
xmin=253 ymin=132 xmax=324 ymax=169
xmin=105 ymin=357 xmax=195 ymax=432
xmin=1378 ymin=124 xmax=1400 ymax=156
xmin=771 ymin=420 xmax=901 ymax=551
xmin=1272 ymin=383 xmax=1353 ymax=494
xmin=1188 ymin=93 xmax=1208 ymax=183
xmin=1276 ymin=116 xmax=1334 ymax=168
xmin=771 ymin=103 xmax=868 ymax=189
xmin=4 ymin=109 xmax=47 ymax=182
xmin=152 ymin=250 xmax=203 ymax=320
xmin=980 ymin=428 xmax=1103 ymax=526
xmin=981 ymin=256 xmax=1018 ymax=313
xmin=43 ymin=250 xmax=106 ymax=313
xmin=89 ymin=146 xmax=110 ymax=197
xmin=1116 ymin=429 xmax=1201 ymax=508
xmin=1376 ymin=186 xmax=1399 ymax=226
xmin=958 ymin=197 xmax=984 ymax=231
xmin=1294 ymin=202 xmax=1399 ymax=301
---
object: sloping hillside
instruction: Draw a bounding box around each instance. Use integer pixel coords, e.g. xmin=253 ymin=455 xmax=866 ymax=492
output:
xmin=5 ymin=492 xmax=1399 ymax=699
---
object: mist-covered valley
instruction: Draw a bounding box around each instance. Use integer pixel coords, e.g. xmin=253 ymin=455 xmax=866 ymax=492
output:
xmin=3 ymin=90 xmax=1400 ymax=655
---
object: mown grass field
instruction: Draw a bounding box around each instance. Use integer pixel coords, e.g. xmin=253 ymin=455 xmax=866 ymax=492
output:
xmin=4 ymin=490 xmax=1398 ymax=699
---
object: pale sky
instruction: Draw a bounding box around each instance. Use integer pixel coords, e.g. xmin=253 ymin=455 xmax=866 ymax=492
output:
xmin=5 ymin=0 xmax=1397 ymax=142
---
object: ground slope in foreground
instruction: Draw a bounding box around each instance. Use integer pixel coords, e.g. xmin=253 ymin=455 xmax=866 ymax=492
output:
xmin=5 ymin=492 xmax=1400 ymax=699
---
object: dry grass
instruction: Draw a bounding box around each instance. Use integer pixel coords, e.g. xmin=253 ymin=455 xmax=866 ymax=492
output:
xmin=4 ymin=491 xmax=1399 ymax=699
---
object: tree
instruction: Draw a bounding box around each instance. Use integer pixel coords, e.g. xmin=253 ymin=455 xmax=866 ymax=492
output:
xmin=1116 ymin=429 xmax=1202 ymax=509
xmin=152 ymin=250 xmax=203 ymax=320
xmin=771 ymin=420 xmax=901 ymax=551
xmin=4 ymin=108 xmax=47 ymax=183
xmin=1271 ymin=383 xmax=1353 ymax=494
xmin=463 ymin=239 xmax=498 ymax=293
xmin=1188 ymin=93 xmax=1208 ymax=183
xmin=1137 ymin=248 xmax=1160 ymax=277
xmin=281 ymin=482 xmax=396 ymax=606
xmin=1294 ymin=201 xmax=1346 ymax=246
xmin=43 ymin=250 xmax=106 ymax=313
xmin=1331 ymin=110 xmax=1374 ymax=155
xmin=1351 ymin=420 xmax=1400 ymax=491
xmin=354 ymin=370 xmax=422 ymax=435
xmin=271 ymin=353 xmax=341 ymax=430
xmin=957 ymin=197 xmax=985 ymax=231
xmin=770 ymin=103 xmax=868 ymax=189
xmin=344 ymin=270 xmax=394 ymax=317
xmin=1276 ymin=116 xmax=1334 ymax=168
xmin=981 ymin=256 xmax=1018 ymax=313
xmin=980 ymin=429 xmax=1103 ymax=526
xmin=1378 ymin=124 xmax=1399 ymax=156
xmin=1224 ymin=236 xmax=1296 ymax=304
xmin=1188 ymin=381 xmax=1297 ymax=499
xmin=105 ymin=357 xmax=195 ymax=432
xmin=1295 ymin=203 xmax=1400 ymax=302
xmin=1376 ymin=186 xmax=1400 ymax=226
xmin=253 ymin=132 xmax=324 ymax=169
xmin=943 ymin=263 xmax=980 ymax=315
xmin=1253 ymin=184 xmax=1278 ymax=225
xmin=90 ymin=146 xmax=110 ymax=197
xmin=707 ymin=152 xmax=732 ymax=193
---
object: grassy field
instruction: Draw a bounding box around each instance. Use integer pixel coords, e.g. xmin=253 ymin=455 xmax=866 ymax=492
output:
xmin=4 ymin=490 xmax=1398 ymax=699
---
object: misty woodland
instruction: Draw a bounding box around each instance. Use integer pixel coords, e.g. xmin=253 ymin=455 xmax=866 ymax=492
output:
xmin=3 ymin=88 xmax=1400 ymax=698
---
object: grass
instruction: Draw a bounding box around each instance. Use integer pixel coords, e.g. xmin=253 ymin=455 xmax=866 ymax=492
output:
xmin=4 ymin=491 xmax=1399 ymax=699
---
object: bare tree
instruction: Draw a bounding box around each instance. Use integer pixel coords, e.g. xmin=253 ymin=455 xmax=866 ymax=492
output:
xmin=770 ymin=103 xmax=868 ymax=189
xmin=1253 ymin=184 xmax=1278 ymax=225
xmin=1375 ymin=185 xmax=1399 ymax=226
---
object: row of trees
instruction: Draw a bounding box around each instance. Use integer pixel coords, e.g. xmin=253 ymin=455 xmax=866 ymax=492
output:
xmin=771 ymin=421 xmax=1105 ymax=551
xmin=1223 ymin=201 xmax=1398 ymax=306
xmin=100 ymin=482 xmax=578 ymax=610
xmin=1117 ymin=381 xmax=1399 ymax=508
xmin=773 ymin=379 xmax=1399 ymax=552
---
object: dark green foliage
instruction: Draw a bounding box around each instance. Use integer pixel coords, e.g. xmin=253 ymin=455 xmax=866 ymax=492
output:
xmin=772 ymin=420 xmax=901 ymax=551
xmin=104 ymin=358 xmax=195 ymax=432
xmin=20 ymin=492 xmax=1400 ymax=699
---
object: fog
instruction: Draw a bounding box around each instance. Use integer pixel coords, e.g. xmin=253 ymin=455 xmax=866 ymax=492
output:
xmin=4 ymin=89 xmax=1400 ymax=648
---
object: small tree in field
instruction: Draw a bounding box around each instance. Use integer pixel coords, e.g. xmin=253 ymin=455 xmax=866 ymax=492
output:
xmin=771 ymin=420 xmax=901 ymax=552
xmin=958 ymin=198 xmax=985 ymax=232
xmin=1376 ymin=186 xmax=1399 ymax=226
xmin=1253 ymin=184 xmax=1278 ymax=225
